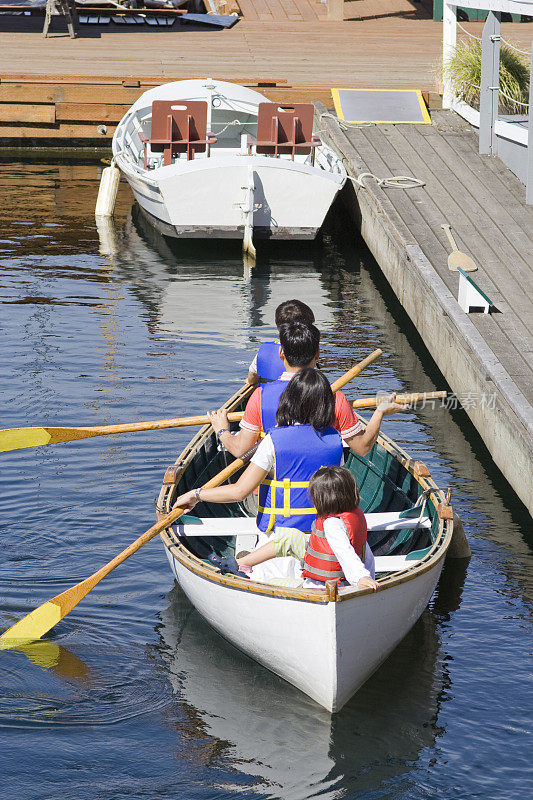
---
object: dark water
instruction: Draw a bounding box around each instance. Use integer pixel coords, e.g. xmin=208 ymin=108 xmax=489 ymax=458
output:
xmin=1 ymin=162 xmax=531 ymax=800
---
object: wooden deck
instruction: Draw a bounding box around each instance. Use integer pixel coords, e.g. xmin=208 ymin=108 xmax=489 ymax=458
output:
xmin=0 ymin=6 xmax=530 ymax=89
xmin=0 ymin=6 xmax=531 ymax=139
xmin=320 ymin=107 xmax=533 ymax=511
xmin=324 ymin=109 xmax=533 ymax=403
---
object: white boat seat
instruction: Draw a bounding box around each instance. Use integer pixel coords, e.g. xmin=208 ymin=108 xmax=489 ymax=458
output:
xmin=174 ymin=511 xmax=431 ymax=537
xmin=374 ymin=550 xmax=431 ymax=572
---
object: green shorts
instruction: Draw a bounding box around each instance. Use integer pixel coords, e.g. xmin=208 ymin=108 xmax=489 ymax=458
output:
xmin=272 ymin=526 xmax=310 ymax=559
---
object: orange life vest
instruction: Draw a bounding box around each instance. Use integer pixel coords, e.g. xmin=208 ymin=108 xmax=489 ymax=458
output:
xmin=301 ymin=508 xmax=367 ymax=583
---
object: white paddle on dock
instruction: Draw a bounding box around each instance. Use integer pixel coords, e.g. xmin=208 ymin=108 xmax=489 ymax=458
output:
xmin=441 ymin=224 xmax=477 ymax=272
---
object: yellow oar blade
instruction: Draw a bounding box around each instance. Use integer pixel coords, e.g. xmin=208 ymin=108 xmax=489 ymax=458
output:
xmin=0 ymin=426 xmax=97 ymax=453
xmin=0 ymin=427 xmax=53 ymax=453
xmin=0 ymin=574 xmax=101 ymax=648
xmin=0 ymin=600 xmax=62 ymax=647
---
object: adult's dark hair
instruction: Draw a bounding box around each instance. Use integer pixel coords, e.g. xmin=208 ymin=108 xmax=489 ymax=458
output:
xmin=275 ymin=299 xmax=315 ymax=327
xmin=309 ymin=466 xmax=360 ymax=517
xmin=276 ymin=368 xmax=334 ymax=431
xmin=278 ymin=321 xmax=320 ymax=367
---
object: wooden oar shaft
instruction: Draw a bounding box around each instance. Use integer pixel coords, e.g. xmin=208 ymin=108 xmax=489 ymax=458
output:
xmin=330 ymin=349 xmax=382 ymax=393
xmin=74 ymin=446 xmax=256 ymax=584
xmin=352 ymin=391 xmax=447 ymax=409
xmin=0 ymin=349 xmax=383 ymax=453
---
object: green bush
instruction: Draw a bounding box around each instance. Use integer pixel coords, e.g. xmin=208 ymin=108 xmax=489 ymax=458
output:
xmin=443 ymin=39 xmax=530 ymax=114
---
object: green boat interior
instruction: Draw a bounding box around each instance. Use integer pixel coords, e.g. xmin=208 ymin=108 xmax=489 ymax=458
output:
xmin=167 ymin=405 xmax=440 ymax=579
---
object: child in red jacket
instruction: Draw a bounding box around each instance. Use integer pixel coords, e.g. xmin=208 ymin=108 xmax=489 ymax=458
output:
xmin=236 ymin=465 xmax=378 ymax=591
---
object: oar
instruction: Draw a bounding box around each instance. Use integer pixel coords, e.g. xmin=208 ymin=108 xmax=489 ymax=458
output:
xmin=0 ymin=446 xmax=258 ymax=648
xmin=0 ymin=354 xmax=381 ymax=646
xmin=0 ymin=349 xmax=384 ymax=454
xmin=441 ymin=224 xmax=477 ymax=272
xmin=352 ymin=391 xmax=447 ymax=409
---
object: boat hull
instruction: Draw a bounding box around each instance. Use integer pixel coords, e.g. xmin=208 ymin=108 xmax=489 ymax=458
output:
xmin=119 ymin=155 xmax=344 ymax=241
xmin=164 ymin=544 xmax=446 ymax=712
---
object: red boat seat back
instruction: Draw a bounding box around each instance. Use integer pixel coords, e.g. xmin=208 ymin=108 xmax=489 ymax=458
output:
xmin=255 ymin=103 xmax=316 ymax=157
xmin=150 ymin=100 xmax=209 ymax=164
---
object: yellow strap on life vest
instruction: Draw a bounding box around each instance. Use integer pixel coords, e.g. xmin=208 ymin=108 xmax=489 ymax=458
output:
xmin=259 ymin=468 xmax=314 ymax=524
xmin=283 ymin=478 xmax=291 ymax=516
xmin=260 ymin=478 xmax=310 ymax=488
xmin=258 ymin=504 xmax=317 ymax=516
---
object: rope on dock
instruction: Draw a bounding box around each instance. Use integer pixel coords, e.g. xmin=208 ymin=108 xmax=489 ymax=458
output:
xmin=319 ymin=114 xmax=425 ymax=190
xmin=318 ymin=112 xmax=374 ymax=132
xmin=350 ymin=173 xmax=426 ymax=190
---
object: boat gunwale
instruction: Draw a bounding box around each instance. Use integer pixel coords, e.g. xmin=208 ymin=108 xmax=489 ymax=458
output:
xmin=114 ymin=148 xmax=347 ymax=190
xmin=157 ymin=381 xmax=453 ymax=605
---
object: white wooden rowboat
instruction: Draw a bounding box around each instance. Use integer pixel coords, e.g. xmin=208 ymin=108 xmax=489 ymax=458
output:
xmin=112 ymin=79 xmax=346 ymax=243
xmin=156 ymin=383 xmax=454 ymax=713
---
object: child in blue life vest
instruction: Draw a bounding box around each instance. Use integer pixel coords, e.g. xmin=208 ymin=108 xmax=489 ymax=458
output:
xmin=236 ymin=465 xmax=379 ymax=591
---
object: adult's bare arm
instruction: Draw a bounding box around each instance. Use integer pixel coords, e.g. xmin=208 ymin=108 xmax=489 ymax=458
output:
xmin=207 ymin=408 xmax=259 ymax=457
xmin=345 ymin=395 xmax=408 ymax=457
xmin=174 ymin=463 xmax=268 ymax=509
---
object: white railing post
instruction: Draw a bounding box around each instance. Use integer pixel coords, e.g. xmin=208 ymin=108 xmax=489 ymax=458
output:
xmin=526 ymin=44 xmax=533 ymax=205
xmin=442 ymin=2 xmax=457 ymax=110
xmin=479 ymin=11 xmax=501 ymax=154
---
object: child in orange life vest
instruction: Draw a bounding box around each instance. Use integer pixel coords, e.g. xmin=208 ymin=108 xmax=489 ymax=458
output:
xmin=237 ymin=465 xmax=378 ymax=591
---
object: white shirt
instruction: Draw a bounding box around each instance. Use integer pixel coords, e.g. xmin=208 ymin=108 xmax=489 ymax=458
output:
xmin=303 ymin=516 xmax=375 ymax=588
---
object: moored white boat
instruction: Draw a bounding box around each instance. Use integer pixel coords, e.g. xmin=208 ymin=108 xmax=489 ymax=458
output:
xmin=112 ymin=79 xmax=346 ymax=242
xmin=156 ymin=383 xmax=455 ymax=713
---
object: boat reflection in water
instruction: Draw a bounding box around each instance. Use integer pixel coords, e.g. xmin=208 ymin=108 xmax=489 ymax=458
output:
xmin=156 ymin=560 xmax=467 ymax=800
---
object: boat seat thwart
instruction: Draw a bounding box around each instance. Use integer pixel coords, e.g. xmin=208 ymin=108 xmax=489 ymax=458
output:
xmin=141 ymin=100 xmax=217 ymax=167
xmin=173 ymin=513 xmax=431 ymax=574
xmin=247 ymin=103 xmax=321 ymax=164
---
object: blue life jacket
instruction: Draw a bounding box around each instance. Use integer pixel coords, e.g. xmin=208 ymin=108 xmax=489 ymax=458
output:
xmin=260 ymin=378 xmax=290 ymax=434
xmin=256 ymin=424 xmax=343 ymax=533
xmin=256 ymin=341 xmax=284 ymax=383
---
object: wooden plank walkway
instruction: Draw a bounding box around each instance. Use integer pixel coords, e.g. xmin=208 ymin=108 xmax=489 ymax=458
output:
xmin=1 ymin=11 xmax=531 ymax=91
xmin=331 ymin=110 xmax=533 ymax=403
xmin=320 ymin=107 xmax=533 ymax=511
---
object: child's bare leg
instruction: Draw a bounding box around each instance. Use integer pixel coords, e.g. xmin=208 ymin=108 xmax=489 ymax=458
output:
xmin=237 ymin=540 xmax=276 ymax=567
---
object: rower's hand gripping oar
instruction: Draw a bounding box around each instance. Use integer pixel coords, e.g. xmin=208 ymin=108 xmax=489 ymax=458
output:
xmin=0 ymin=351 xmax=382 ymax=646
xmin=0 ymin=349 xmax=384 ymax=453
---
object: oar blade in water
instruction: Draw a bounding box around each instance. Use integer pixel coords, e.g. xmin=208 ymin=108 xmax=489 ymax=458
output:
xmin=0 ymin=577 xmax=97 ymax=647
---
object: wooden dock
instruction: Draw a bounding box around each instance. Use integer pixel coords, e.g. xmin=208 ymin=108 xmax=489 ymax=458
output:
xmin=320 ymin=108 xmax=533 ymax=514
xmin=1 ymin=5 xmax=531 ymax=141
